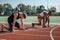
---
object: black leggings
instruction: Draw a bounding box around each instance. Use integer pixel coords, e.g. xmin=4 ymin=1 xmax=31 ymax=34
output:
xmin=8 ymin=20 xmax=20 ymax=32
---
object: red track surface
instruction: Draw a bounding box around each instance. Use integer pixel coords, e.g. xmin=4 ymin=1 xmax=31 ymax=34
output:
xmin=0 ymin=24 xmax=60 ymax=40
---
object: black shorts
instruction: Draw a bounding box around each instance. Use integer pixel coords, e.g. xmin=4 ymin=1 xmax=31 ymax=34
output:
xmin=8 ymin=19 xmax=20 ymax=29
xmin=15 ymin=22 xmax=20 ymax=29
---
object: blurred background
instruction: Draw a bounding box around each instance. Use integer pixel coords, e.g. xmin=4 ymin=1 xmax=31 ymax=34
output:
xmin=0 ymin=0 xmax=60 ymax=25
xmin=0 ymin=0 xmax=60 ymax=16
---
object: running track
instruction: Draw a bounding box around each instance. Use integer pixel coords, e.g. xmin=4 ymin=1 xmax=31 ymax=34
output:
xmin=0 ymin=24 xmax=60 ymax=40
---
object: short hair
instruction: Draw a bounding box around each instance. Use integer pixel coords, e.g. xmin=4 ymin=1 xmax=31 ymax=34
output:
xmin=18 ymin=12 xmax=26 ymax=19
xmin=23 ymin=13 xmax=26 ymax=19
xmin=48 ymin=11 xmax=52 ymax=16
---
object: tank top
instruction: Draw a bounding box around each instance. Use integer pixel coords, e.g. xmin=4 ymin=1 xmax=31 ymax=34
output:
xmin=8 ymin=13 xmax=20 ymax=22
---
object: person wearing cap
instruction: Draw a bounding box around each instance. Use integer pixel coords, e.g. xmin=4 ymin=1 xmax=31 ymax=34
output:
xmin=7 ymin=11 xmax=26 ymax=32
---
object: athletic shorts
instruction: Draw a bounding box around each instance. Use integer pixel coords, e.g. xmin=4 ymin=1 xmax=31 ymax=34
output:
xmin=38 ymin=17 xmax=43 ymax=22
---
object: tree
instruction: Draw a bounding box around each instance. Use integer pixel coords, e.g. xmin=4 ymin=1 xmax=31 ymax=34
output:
xmin=50 ymin=7 xmax=56 ymax=12
xmin=31 ymin=6 xmax=36 ymax=15
xmin=36 ymin=5 xmax=45 ymax=13
xmin=0 ymin=4 xmax=4 ymax=15
xmin=17 ymin=4 xmax=26 ymax=12
xmin=26 ymin=5 xmax=32 ymax=15
xmin=49 ymin=7 xmax=56 ymax=16
xmin=3 ymin=3 xmax=13 ymax=15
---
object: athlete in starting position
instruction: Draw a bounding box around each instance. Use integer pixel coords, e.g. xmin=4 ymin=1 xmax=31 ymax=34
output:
xmin=32 ymin=10 xmax=51 ymax=28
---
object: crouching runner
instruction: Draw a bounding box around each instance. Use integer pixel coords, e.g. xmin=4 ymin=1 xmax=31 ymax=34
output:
xmin=7 ymin=11 xmax=26 ymax=32
xmin=32 ymin=11 xmax=51 ymax=28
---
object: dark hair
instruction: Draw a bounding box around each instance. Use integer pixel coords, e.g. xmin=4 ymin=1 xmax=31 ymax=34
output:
xmin=23 ymin=13 xmax=26 ymax=19
xmin=48 ymin=11 xmax=52 ymax=16
xmin=44 ymin=12 xmax=47 ymax=16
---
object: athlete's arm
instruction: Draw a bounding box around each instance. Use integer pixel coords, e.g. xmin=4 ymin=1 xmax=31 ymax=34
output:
xmin=13 ymin=13 xmax=18 ymax=27
xmin=47 ymin=15 xmax=50 ymax=27
xmin=20 ymin=17 xmax=23 ymax=29
xmin=20 ymin=13 xmax=24 ymax=29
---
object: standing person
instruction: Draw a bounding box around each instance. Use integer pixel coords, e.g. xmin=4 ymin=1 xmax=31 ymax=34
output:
xmin=8 ymin=11 xmax=26 ymax=32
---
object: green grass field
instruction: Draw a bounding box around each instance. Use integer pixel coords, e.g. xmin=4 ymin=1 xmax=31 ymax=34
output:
xmin=0 ymin=16 xmax=60 ymax=25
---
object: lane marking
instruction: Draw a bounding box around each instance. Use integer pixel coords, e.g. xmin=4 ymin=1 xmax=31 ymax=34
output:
xmin=0 ymin=28 xmax=51 ymax=35
xmin=50 ymin=26 xmax=60 ymax=40
xmin=0 ymin=32 xmax=60 ymax=37
xmin=0 ymin=26 xmax=60 ymax=38
xmin=0 ymin=30 xmax=20 ymax=35
xmin=14 ymin=33 xmax=60 ymax=37
xmin=15 ymin=34 xmax=49 ymax=37
xmin=0 ymin=29 xmax=50 ymax=35
xmin=0 ymin=38 xmax=7 ymax=40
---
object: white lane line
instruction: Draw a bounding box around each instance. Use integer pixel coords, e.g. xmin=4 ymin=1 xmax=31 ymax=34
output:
xmin=12 ymin=33 xmax=60 ymax=37
xmin=0 ymin=30 xmax=20 ymax=35
xmin=0 ymin=32 xmax=15 ymax=35
xmin=50 ymin=26 xmax=60 ymax=40
xmin=0 ymin=31 xmax=49 ymax=37
xmin=0 ymin=28 xmax=50 ymax=35
xmin=15 ymin=34 xmax=49 ymax=37
xmin=0 ymin=38 xmax=7 ymax=40
xmin=0 ymin=31 xmax=49 ymax=35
